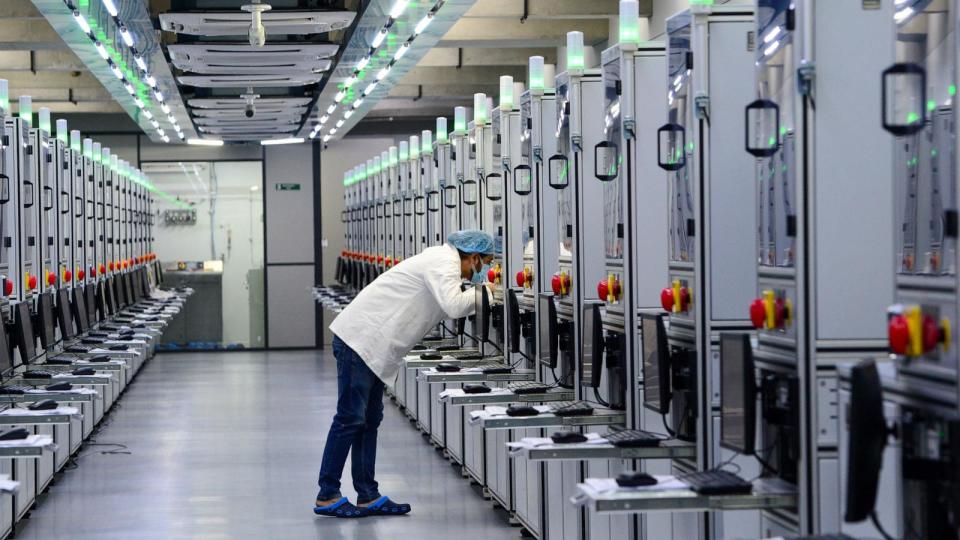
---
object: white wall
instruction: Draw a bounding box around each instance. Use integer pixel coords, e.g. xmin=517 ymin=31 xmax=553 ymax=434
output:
xmin=151 ymin=161 xmax=264 ymax=347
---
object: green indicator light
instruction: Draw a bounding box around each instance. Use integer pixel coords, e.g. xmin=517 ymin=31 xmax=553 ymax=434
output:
xmin=951 ymin=85 xmax=958 ymax=97
xmin=768 ymin=136 xmax=777 ymax=147
xmin=78 ymin=0 xmax=89 ymax=6
xmin=687 ymin=141 xmax=694 ymax=151
xmin=779 ymin=126 xmax=787 ymax=136
xmin=690 ymin=0 xmax=715 ymax=4
xmin=928 ymin=100 xmax=937 ymax=112
xmin=906 ymin=112 xmax=920 ymax=124
xmin=932 ymin=149 xmax=938 ymax=157
xmin=568 ymin=54 xmax=585 ymax=70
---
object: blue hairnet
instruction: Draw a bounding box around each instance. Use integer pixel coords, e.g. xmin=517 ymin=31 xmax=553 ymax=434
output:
xmin=447 ymin=230 xmax=495 ymax=255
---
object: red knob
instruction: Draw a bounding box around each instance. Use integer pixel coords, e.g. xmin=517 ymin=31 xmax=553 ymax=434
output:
xmin=27 ymin=275 xmax=37 ymax=290
xmin=749 ymin=298 xmax=766 ymax=329
xmin=888 ymin=315 xmax=909 ymax=355
xmin=660 ymin=288 xmax=674 ymax=312
xmin=98 ymin=264 xmax=105 ymax=275
xmin=922 ymin=315 xmax=940 ymax=353
xmin=551 ymin=274 xmax=562 ymax=295
xmin=3 ymin=280 xmax=11 ymax=296
xmin=122 ymin=260 xmax=129 ymax=270
xmin=378 ymin=255 xmax=384 ymax=264
xmin=108 ymin=262 xmax=114 ymax=272
xmin=774 ymin=298 xmax=787 ymax=327
xmin=46 ymin=273 xmax=55 ymax=286
xmin=597 ymin=280 xmax=609 ymax=301
xmin=77 ymin=269 xmax=85 ymax=280
xmin=487 ymin=268 xmax=497 ymax=283
xmin=679 ymin=287 xmax=691 ymax=311
xmin=64 ymin=270 xmax=72 ymax=282
xmin=516 ymin=271 xmax=526 ymax=287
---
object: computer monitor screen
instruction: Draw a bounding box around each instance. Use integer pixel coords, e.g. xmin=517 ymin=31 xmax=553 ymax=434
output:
xmin=506 ymin=289 xmax=522 ymax=354
xmin=720 ymin=332 xmax=756 ymax=455
xmin=844 ymin=358 xmax=888 ymax=523
xmin=641 ymin=313 xmax=671 ymax=414
xmin=537 ymin=294 xmax=558 ymax=368
xmin=123 ymin=273 xmax=134 ymax=305
xmin=57 ymin=288 xmax=76 ymax=339
xmin=37 ymin=291 xmax=57 ymax=349
xmin=0 ymin=320 xmax=12 ymax=376
xmin=84 ymin=283 xmax=96 ymax=323
xmin=14 ymin=301 xmax=36 ymax=363
xmin=73 ymin=287 xmax=90 ymax=333
xmin=473 ymin=284 xmax=490 ymax=343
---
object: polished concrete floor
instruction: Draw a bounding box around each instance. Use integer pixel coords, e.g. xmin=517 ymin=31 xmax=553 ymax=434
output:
xmin=17 ymin=351 xmax=519 ymax=540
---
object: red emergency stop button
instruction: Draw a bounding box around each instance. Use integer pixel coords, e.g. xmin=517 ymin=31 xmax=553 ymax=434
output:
xmin=3 ymin=280 xmax=11 ymax=296
xmin=660 ymin=288 xmax=674 ymax=312
xmin=77 ymin=269 xmax=85 ymax=280
xmin=597 ymin=280 xmax=609 ymax=301
xmin=46 ymin=273 xmax=55 ymax=286
xmin=551 ymin=274 xmax=562 ymax=295
xmin=107 ymin=262 xmax=114 ymax=272
xmin=750 ymin=298 xmax=766 ymax=328
xmin=98 ymin=264 xmax=105 ymax=275
xmin=27 ymin=274 xmax=37 ymax=290
xmin=378 ymin=255 xmax=384 ymax=264
xmin=922 ymin=315 xmax=940 ymax=353
xmin=63 ymin=269 xmax=72 ymax=282
xmin=888 ymin=314 xmax=909 ymax=355
xmin=516 ymin=270 xmax=526 ymax=287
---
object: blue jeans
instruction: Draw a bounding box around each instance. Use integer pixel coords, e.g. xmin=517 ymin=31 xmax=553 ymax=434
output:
xmin=317 ymin=336 xmax=385 ymax=503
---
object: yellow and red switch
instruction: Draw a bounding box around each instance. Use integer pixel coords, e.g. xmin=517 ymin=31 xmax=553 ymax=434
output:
xmin=487 ymin=263 xmax=502 ymax=285
xmin=597 ymin=274 xmax=622 ymax=303
xmin=889 ymin=305 xmax=952 ymax=356
xmin=516 ymin=267 xmax=533 ymax=288
xmin=749 ymin=290 xmax=792 ymax=330
xmin=660 ymin=280 xmax=691 ymax=313
xmin=551 ymin=271 xmax=571 ymax=296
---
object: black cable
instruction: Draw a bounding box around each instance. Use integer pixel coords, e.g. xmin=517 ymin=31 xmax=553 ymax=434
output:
xmin=592 ymin=387 xmax=610 ymax=408
xmin=870 ymin=510 xmax=895 ymax=540
xmin=661 ymin=412 xmax=677 ymax=438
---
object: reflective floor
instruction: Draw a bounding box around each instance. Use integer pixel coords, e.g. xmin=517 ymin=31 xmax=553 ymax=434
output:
xmin=17 ymin=351 xmax=518 ymax=539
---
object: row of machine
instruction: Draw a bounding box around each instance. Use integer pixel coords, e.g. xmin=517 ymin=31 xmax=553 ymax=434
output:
xmin=325 ymin=1 xmax=958 ymax=538
xmin=0 ymin=81 xmax=191 ymax=538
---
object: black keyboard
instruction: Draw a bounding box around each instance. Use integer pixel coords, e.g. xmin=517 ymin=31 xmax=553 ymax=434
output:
xmin=0 ymin=386 xmax=31 ymax=395
xmin=507 ymin=382 xmax=552 ymax=395
xmin=551 ymin=401 xmax=595 ymax=417
xmin=604 ymin=429 xmax=662 ymax=448
xmin=679 ymin=470 xmax=753 ymax=495
xmin=477 ymin=364 xmax=513 ymax=375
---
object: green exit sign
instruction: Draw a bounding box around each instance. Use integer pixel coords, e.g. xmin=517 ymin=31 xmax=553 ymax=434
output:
xmin=275 ymin=183 xmax=301 ymax=191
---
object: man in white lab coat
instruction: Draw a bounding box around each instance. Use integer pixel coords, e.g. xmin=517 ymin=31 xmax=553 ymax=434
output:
xmin=314 ymin=230 xmax=496 ymax=518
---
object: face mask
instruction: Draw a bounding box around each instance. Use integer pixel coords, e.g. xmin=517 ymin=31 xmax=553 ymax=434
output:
xmin=473 ymin=262 xmax=492 ymax=284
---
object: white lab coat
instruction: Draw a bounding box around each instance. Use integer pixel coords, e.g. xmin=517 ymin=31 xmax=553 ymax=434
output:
xmin=329 ymin=243 xmax=476 ymax=386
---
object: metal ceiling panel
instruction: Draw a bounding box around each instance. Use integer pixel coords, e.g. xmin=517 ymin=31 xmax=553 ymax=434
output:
xmin=188 ymin=97 xmax=314 ymax=109
xmin=191 ymin=107 xmax=307 ymax=117
xmin=159 ymin=11 xmax=356 ymax=36
xmin=169 ymin=43 xmax=337 ymax=74
xmin=178 ymin=74 xmax=323 ymax=88
xmin=201 ymin=125 xmax=296 ymax=134
xmin=194 ymin=116 xmax=303 ymax=126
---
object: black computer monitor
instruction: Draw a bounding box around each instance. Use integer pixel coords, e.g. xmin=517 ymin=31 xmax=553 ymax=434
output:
xmin=641 ymin=313 xmax=671 ymax=414
xmin=105 ymin=278 xmax=117 ymax=313
xmin=73 ymin=287 xmax=90 ymax=333
xmin=474 ymin=284 xmax=490 ymax=343
xmin=506 ymin=289 xmax=522 ymax=354
xmin=112 ymin=276 xmax=126 ymax=309
xmin=13 ymin=301 xmax=36 ymax=363
xmin=844 ymin=358 xmax=888 ymax=523
xmin=57 ymin=288 xmax=76 ymax=340
xmin=84 ymin=283 xmax=96 ymax=324
xmin=720 ymin=332 xmax=756 ymax=455
xmin=36 ymin=291 xmax=57 ymax=349
xmin=585 ymin=303 xmax=603 ymax=388
xmin=154 ymin=260 xmax=163 ymax=285
xmin=0 ymin=320 xmax=12 ymax=376
xmin=124 ymin=273 xmax=135 ymax=304
xmin=538 ymin=294 xmax=558 ymax=368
